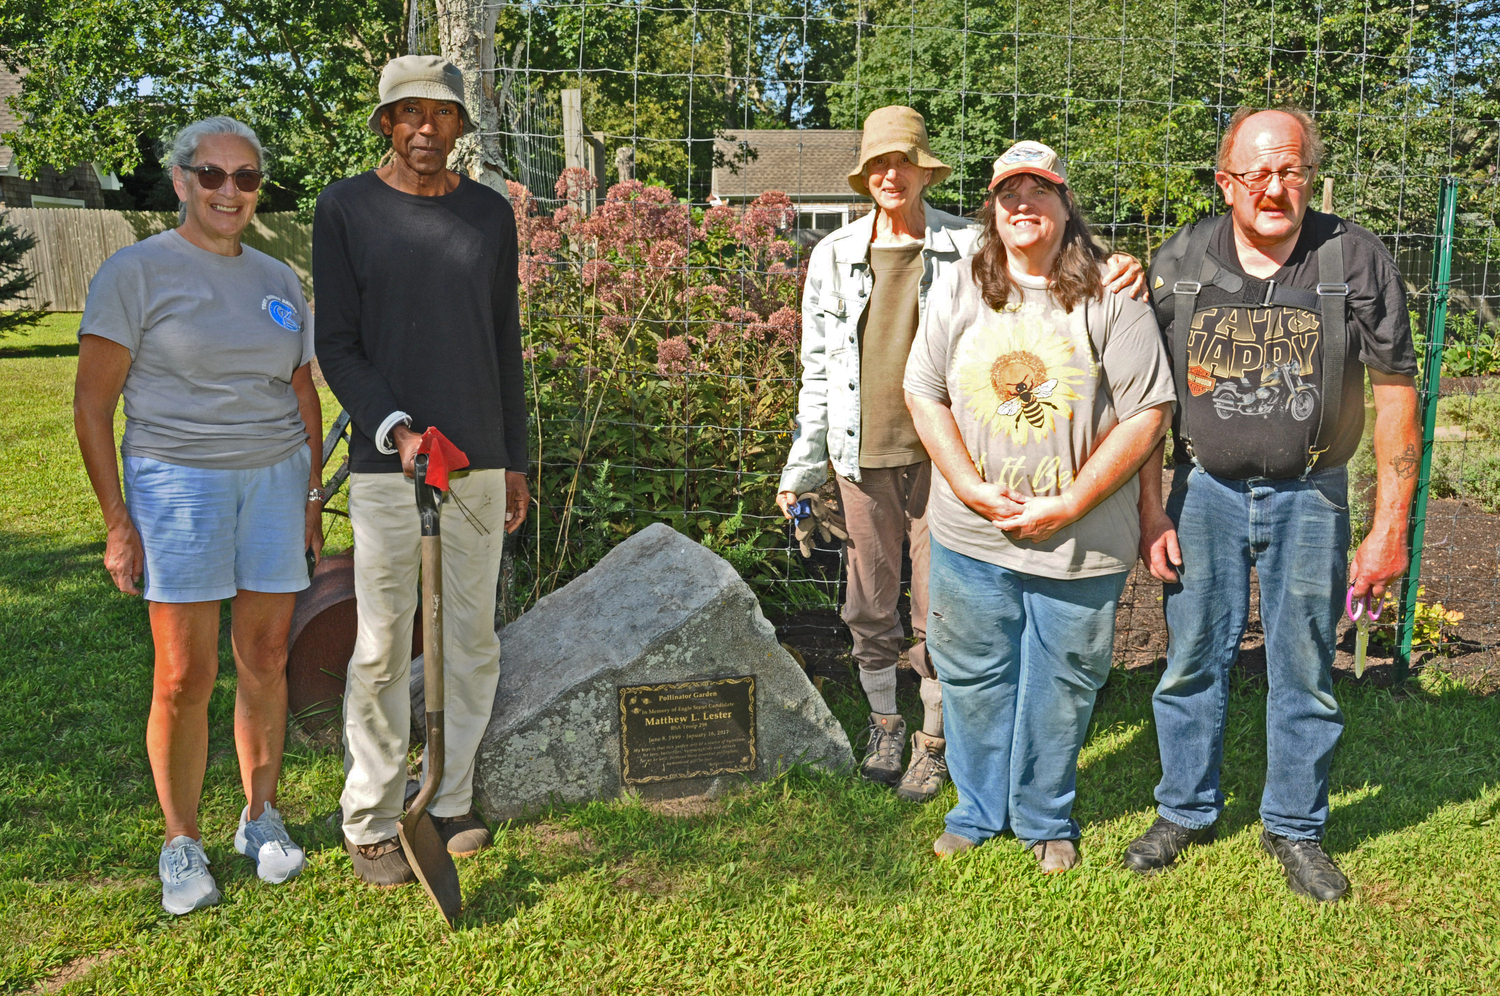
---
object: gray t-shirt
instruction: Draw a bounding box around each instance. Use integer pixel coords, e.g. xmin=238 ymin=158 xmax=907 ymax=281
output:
xmin=904 ymin=257 xmax=1175 ymax=579
xmin=79 ymin=229 xmax=314 ymax=470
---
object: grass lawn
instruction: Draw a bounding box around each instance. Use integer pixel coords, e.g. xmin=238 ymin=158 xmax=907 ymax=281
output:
xmin=3 ymin=315 xmax=1500 ymax=994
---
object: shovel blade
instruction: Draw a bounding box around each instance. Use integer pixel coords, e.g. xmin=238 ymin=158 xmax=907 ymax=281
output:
xmin=398 ymin=811 xmax=461 ymax=927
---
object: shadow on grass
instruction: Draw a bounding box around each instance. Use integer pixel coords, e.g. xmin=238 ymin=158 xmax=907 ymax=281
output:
xmin=553 ymin=762 xmax=938 ymax=910
xmin=0 ymin=342 xmax=79 ymax=359
xmin=460 ymin=859 xmax=561 ymax=929
xmin=1074 ymin=662 xmax=1500 ymax=855
xmin=0 ymin=529 xmax=107 ymax=592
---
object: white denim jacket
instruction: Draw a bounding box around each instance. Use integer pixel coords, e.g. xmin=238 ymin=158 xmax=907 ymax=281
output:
xmin=778 ymin=202 xmax=981 ymax=494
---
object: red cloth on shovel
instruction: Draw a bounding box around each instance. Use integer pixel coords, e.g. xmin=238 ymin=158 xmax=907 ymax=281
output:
xmin=415 ymin=427 xmax=469 ymax=492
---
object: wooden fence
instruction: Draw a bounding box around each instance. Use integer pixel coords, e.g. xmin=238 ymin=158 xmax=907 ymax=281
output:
xmin=2 ymin=208 xmax=312 ymax=311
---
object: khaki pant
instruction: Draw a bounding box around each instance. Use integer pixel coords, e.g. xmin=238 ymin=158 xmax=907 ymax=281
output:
xmin=835 ymin=462 xmax=932 ymax=678
xmin=340 ymin=469 xmax=507 ymax=846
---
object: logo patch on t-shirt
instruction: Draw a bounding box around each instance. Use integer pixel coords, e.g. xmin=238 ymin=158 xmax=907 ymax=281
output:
xmin=262 ymin=295 xmax=302 ymax=332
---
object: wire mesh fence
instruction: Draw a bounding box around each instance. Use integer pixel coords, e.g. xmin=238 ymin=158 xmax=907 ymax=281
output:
xmin=1396 ymin=176 xmax=1500 ymax=677
xmin=406 ymin=0 xmax=1500 ymax=677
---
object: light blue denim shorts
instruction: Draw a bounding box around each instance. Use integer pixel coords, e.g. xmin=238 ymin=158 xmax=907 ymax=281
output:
xmin=123 ymin=448 xmax=312 ymax=603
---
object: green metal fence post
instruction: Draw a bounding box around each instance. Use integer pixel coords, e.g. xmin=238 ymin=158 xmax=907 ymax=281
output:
xmin=1394 ymin=176 xmax=1458 ymax=681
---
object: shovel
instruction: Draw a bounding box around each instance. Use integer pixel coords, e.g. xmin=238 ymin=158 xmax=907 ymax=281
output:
xmin=398 ymin=452 xmax=462 ymax=927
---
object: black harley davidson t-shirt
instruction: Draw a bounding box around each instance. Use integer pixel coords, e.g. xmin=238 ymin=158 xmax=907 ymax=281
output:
xmin=1151 ymin=211 xmax=1417 ymax=480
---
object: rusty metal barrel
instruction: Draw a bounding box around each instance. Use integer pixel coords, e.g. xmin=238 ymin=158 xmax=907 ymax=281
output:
xmin=286 ymin=553 xmax=422 ymax=737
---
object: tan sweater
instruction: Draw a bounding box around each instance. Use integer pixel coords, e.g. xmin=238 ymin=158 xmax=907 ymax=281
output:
xmin=858 ymin=242 xmax=928 ymax=468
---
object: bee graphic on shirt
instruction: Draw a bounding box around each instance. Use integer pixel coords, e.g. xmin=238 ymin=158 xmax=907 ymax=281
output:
xmin=996 ymin=377 xmax=1061 ymax=429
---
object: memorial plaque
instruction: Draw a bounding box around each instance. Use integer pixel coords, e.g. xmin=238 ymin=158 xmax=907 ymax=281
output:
xmin=618 ymin=676 xmax=756 ymax=784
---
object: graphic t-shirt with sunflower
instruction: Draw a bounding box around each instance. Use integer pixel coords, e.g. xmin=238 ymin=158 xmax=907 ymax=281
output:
xmin=904 ymin=257 xmax=1175 ymax=579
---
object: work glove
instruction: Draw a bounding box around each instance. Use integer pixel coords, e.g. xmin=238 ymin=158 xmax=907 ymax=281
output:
xmin=792 ymin=492 xmax=851 ymax=558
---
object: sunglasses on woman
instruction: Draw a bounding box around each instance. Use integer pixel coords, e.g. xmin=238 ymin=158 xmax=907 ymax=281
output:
xmin=181 ymin=164 xmax=265 ymax=193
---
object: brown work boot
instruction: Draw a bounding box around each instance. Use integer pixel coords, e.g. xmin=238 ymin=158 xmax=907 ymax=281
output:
xmin=895 ymin=732 xmax=949 ymax=803
xmin=859 ymin=712 xmax=907 ymax=785
xmin=1031 ymin=838 xmax=1081 ymax=873
xmin=432 ymin=808 xmax=493 ymax=857
xmin=345 ymin=835 xmax=415 ymax=888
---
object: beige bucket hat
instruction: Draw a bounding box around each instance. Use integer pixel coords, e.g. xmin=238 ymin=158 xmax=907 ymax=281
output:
xmin=367 ymin=55 xmax=473 ymax=135
xmin=987 ymin=140 xmax=1067 ymax=190
xmin=847 ymin=106 xmax=951 ymax=196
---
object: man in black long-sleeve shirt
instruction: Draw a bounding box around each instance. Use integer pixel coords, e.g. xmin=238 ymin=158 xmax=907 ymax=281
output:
xmin=314 ymin=55 xmax=528 ymax=887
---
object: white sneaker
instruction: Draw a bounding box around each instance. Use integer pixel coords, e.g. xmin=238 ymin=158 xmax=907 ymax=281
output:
xmin=234 ymin=802 xmax=306 ymax=884
xmin=159 ymin=836 xmax=221 ymax=915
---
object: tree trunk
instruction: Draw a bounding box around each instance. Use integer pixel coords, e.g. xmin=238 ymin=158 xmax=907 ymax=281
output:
xmin=434 ymin=0 xmax=508 ymax=197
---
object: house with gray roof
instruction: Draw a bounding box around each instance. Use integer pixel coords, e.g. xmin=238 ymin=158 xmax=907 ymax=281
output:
xmin=711 ymin=129 xmax=870 ymax=243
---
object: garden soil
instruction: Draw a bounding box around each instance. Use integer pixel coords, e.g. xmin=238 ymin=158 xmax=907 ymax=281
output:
xmin=772 ymin=486 xmax=1500 ymax=694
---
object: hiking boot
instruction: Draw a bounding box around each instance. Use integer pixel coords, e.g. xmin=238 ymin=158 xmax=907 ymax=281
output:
xmin=1121 ymin=816 xmax=1216 ymax=874
xmin=933 ymin=831 xmax=977 ymax=858
xmin=1031 ymin=839 xmax=1081 ymax=874
xmin=1261 ymin=829 xmax=1350 ymax=902
xmin=235 ymin=802 xmax=306 ymax=884
xmin=345 ymin=835 xmax=416 ymax=888
xmin=859 ymin=712 xmax=906 ymax=785
xmin=432 ymin=808 xmax=492 ymax=858
xmin=159 ymin=835 xmax=221 ymax=916
xmin=895 ymin=732 xmax=948 ymax=803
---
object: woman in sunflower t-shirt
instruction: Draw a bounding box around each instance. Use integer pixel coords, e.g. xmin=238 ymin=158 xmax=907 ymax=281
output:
xmin=903 ymin=141 xmax=1175 ymax=871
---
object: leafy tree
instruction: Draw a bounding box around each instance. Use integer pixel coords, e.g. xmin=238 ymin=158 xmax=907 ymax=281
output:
xmin=0 ymin=1 xmax=407 ymax=215
xmin=0 ymin=211 xmax=44 ymax=337
xmin=493 ymin=0 xmax=860 ymax=195
xmin=831 ymin=0 xmax=1497 ymax=255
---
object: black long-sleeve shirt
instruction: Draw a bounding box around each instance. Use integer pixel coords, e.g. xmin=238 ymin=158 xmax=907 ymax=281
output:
xmin=313 ymin=171 xmax=527 ymax=474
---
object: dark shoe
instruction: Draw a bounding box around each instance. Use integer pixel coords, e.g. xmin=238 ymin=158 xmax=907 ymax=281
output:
xmin=895 ymin=732 xmax=949 ymax=803
xmin=859 ymin=712 xmax=906 ymax=785
xmin=345 ymin=835 xmax=415 ymax=888
xmin=1261 ymin=829 xmax=1350 ymax=902
xmin=431 ymin=808 xmax=492 ymax=858
xmin=1121 ymin=816 xmax=1216 ymax=874
xmin=1031 ymin=839 xmax=1081 ymax=873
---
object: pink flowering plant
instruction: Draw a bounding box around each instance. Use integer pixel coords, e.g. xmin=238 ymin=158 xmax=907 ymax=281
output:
xmin=508 ymin=171 xmax=810 ymax=597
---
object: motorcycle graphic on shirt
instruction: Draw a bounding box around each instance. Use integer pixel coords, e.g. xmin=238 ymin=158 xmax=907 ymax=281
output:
xmin=1211 ymin=361 xmax=1319 ymax=421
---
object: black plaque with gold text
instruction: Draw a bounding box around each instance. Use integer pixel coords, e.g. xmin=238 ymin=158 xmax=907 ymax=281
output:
xmin=618 ymin=677 xmax=756 ymax=784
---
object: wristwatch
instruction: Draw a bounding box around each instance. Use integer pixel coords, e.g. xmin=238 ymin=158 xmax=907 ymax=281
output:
xmin=307 ymin=487 xmax=325 ymax=504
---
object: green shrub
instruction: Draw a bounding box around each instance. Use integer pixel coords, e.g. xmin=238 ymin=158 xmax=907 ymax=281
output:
xmin=1440 ymin=312 xmax=1500 ymax=377
xmin=510 ymin=172 xmax=809 ymax=605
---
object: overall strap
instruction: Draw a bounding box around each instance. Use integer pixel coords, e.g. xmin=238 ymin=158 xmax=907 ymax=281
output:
xmin=1171 ymin=216 xmax=1223 ymax=452
xmin=1306 ymin=222 xmax=1348 ymax=474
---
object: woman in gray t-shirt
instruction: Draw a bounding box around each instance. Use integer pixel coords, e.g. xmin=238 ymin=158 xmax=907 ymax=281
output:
xmin=904 ymin=141 xmax=1175 ymax=870
xmin=73 ymin=117 xmax=321 ymax=915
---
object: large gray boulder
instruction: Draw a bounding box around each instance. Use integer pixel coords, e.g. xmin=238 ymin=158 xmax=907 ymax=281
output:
xmin=467 ymin=523 xmax=852 ymax=819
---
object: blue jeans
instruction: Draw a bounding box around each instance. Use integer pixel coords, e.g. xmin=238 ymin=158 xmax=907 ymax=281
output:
xmin=1154 ymin=464 xmax=1349 ymax=841
xmin=927 ymin=537 xmax=1128 ymax=845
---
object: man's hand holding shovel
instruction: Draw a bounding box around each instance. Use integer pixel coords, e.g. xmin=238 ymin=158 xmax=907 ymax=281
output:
xmin=394 ymin=423 xmax=529 ymax=534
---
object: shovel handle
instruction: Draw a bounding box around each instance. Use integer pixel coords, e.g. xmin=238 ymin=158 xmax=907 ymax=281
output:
xmin=409 ymin=457 xmax=445 ymax=824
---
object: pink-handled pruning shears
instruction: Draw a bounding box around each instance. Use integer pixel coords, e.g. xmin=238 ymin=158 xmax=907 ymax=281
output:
xmin=1346 ymin=587 xmax=1383 ymax=678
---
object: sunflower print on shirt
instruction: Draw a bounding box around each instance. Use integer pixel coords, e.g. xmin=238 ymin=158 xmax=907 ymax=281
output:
xmin=955 ymin=305 xmax=1088 ymax=447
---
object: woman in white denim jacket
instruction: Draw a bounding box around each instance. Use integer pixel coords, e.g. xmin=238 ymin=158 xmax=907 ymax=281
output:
xmin=776 ymin=106 xmax=1144 ymax=801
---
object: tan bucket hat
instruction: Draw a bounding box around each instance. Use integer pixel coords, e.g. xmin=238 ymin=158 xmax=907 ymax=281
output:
xmin=368 ymin=55 xmax=473 ymax=135
xmin=987 ymin=140 xmax=1067 ymax=190
xmin=847 ymin=106 xmax=951 ymax=196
